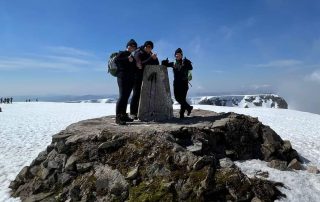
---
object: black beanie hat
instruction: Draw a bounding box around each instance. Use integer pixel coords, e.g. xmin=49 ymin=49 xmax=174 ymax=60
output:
xmin=127 ymin=39 xmax=137 ymax=47
xmin=175 ymin=48 xmax=183 ymax=55
xmin=144 ymin=41 xmax=154 ymax=49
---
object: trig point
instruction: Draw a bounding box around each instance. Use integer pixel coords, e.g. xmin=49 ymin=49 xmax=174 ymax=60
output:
xmin=138 ymin=65 xmax=173 ymax=121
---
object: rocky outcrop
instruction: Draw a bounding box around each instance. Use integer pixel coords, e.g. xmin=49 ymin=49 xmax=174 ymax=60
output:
xmin=198 ymin=94 xmax=288 ymax=109
xmin=10 ymin=109 xmax=299 ymax=201
xmin=198 ymin=97 xmax=239 ymax=107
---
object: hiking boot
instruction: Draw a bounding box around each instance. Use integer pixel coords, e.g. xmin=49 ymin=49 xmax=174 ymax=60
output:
xmin=187 ymin=106 xmax=193 ymax=116
xmin=115 ymin=114 xmax=126 ymax=125
xmin=123 ymin=113 xmax=134 ymax=122
xmin=130 ymin=113 xmax=138 ymax=120
xmin=179 ymin=109 xmax=185 ymax=119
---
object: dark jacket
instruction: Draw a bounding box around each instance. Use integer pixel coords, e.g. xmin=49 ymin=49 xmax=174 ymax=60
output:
xmin=114 ymin=51 xmax=137 ymax=77
xmin=166 ymin=58 xmax=193 ymax=81
xmin=134 ymin=47 xmax=159 ymax=69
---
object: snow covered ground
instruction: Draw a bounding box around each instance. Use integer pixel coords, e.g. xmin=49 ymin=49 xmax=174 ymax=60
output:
xmin=0 ymin=102 xmax=319 ymax=201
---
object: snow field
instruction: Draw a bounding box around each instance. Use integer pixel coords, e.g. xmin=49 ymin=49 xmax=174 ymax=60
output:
xmin=0 ymin=103 xmax=115 ymax=202
xmin=0 ymin=103 xmax=319 ymax=201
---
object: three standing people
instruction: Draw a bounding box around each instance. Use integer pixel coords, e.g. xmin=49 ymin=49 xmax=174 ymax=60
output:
xmin=114 ymin=39 xmax=193 ymax=124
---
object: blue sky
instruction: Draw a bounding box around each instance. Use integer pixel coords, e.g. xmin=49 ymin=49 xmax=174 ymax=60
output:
xmin=0 ymin=0 xmax=320 ymax=113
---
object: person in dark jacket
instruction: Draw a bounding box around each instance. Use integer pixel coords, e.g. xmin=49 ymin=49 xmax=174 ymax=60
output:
xmin=130 ymin=41 xmax=159 ymax=119
xmin=162 ymin=48 xmax=193 ymax=119
xmin=114 ymin=39 xmax=138 ymax=125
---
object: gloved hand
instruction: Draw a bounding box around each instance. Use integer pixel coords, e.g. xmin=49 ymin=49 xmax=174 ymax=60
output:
xmin=161 ymin=58 xmax=169 ymax=66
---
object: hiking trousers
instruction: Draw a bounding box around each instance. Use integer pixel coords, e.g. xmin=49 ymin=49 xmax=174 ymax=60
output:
xmin=130 ymin=69 xmax=143 ymax=115
xmin=174 ymin=80 xmax=191 ymax=113
xmin=116 ymin=75 xmax=134 ymax=115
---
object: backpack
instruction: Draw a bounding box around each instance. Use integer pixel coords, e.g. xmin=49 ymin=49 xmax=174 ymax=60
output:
xmin=107 ymin=52 xmax=119 ymax=77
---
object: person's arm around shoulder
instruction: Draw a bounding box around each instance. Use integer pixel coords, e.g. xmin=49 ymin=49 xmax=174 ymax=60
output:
xmin=134 ymin=50 xmax=143 ymax=69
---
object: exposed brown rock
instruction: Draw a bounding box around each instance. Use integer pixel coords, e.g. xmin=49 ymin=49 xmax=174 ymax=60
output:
xmin=287 ymin=158 xmax=303 ymax=170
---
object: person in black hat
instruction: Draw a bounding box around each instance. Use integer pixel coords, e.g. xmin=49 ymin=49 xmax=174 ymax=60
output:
xmin=114 ymin=39 xmax=138 ymax=125
xmin=162 ymin=48 xmax=193 ymax=119
xmin=130 ymin=40 xmax=159 ymax=119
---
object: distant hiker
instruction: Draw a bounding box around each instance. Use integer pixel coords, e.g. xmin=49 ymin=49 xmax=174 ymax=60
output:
xmin=0 ymin=107 xmax=2 ymax=112
xmin=29 ymin=99 xmax=31 ymax=102
xmin=162 ymin=48 xmax=193 ymax=119
xmin=36 ymin=98 xmax=38 ymax=102
xmin=114 ymin=39 xmax=138 ymax=125
xmin=131 ymin=41 xmax=159 ymax=119
xmin=10 ymin=97 xmax=13 ymax=104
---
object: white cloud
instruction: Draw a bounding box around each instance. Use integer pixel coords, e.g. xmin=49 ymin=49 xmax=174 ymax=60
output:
xmin=277 ymin=76 xmax=320 ymax=114
xmin=219 ymin=26 xmax=234 ymax=39
xmin=187 ymin=36 xmax=204 ymax=58
xmin=44 ymin=55 xmax=91 ymax=65
xmin=188 ymin=37 xmax=202 ymax=56
xmin=311 ymin=38 xmax=320 ymax=55
xmin=153 ymin=38 xmax=204 ymax=61
xmin=245 ymin=17 xmax=257 ymax=27
xmin=46 ymin=46 xmax=94 ymax=57
xmin=0 ymin=47 xmax=103 ymax=72
xmin=195 ymin=85 xmax=204 ymax=90
xmin=248 ymin=59 xmax=303 ymax=68
xmin=305 ymin=69 xmax=320 ymax=83
xmin=0 ymin=56 xmax=93 ymax=72
xmin=210 ymin=70 xmax=225 ymax=74
xmin=251 ymin=84 xmax=272 ymax=90
xmin=153 ymin=39 xmax=177 ymax=61
xmin=216 ymin=17 xmax=257 ymax=41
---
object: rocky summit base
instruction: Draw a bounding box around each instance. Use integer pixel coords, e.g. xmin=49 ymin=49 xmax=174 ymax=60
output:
xmin=10 ymin=109 xmax=300 ymax=202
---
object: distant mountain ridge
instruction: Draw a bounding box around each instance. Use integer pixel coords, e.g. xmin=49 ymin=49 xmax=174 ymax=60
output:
xmin=195 ymin=94 xmax=288 ymax=109
xmin=12 ymin=95 xmax=116 ymax=102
